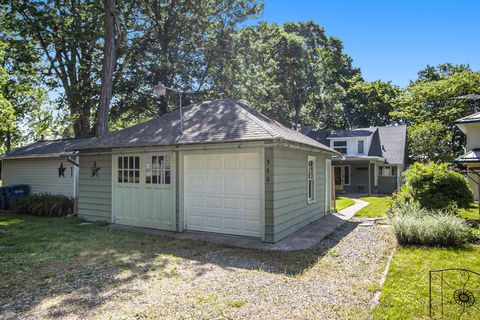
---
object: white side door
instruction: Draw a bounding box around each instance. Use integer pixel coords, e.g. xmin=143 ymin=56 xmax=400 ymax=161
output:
xmin=112 ymin=153 xmax=175 ymax=230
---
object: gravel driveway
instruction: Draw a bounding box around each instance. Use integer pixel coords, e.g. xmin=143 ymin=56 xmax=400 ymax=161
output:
xmin=1 ymin=218 xmax=395 ymax=320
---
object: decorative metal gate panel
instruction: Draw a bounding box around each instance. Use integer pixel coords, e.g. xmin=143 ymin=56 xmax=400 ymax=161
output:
xmin=429 ymin=268 xmax=480 ymax=319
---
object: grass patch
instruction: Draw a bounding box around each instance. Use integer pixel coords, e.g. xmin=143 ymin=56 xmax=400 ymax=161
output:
xmin=459 ymin=202 xmax=479 ymax=221
xmin=226 ymin=300 xmax=245 ymax=308
xmin=373 ymin=245 xmax=480 ymax=319
xmin=335 ymin=196 xmax=355 ymax=211
xmin=355 ymin=196 xmax=389 ymax=217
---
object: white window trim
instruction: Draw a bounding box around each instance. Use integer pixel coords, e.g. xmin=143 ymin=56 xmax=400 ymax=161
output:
xmin=344 ymin=165 xmax=351 ymax=185
xmin=307 ymin=155 xmax=316 ymax=204
xmin=379 ymin=165 xmax=397 ymax=177
xmin=357 ymin=140 xmax=365 ymax=155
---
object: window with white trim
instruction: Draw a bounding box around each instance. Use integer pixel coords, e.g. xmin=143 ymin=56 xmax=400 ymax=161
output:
xmin=146 ymin=155 xmax=171 ymax=185
xmin=307 ymin=156 xmax=316 ymax=203
xmin=357 ymin=140 xmax=365 ymax=155
xmin=333 ymin=141 xmax=347 ymax=154
xmin=379 ymin=166 xmax=397 ymax=176
xmin=117 ymin=156 xmax=140 ymax=184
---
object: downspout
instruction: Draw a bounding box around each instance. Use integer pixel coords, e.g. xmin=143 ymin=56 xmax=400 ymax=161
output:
xmin=66 ymin=152 xmax=80 ymax=202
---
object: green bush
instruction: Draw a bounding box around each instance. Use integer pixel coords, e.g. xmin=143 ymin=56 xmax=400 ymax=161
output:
xmin=15 ymin=193 xmax=74 ymax=217
xmin=388 ymin=203 xmax=470 ymax=247
xmin=402 ymin=162 xmax=473 ymax=210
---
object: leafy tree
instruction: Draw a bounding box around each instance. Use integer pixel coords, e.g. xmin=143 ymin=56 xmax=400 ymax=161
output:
xmin=408 ymin=120 xmax=453 ymax=162
xmin=391 ymin=64 xmax=480 ymax=160
xmin=344 ymin=77 xmax=400 ymax=128
xmin=1 ymin=0 xmax=105 ymax=137
xmin=0 ymin=46 xmax=15 ymax=153
xmin=110 ymin=0 xmax=262 ymax=128
xmin=218 ymin=21 xmax=358 ymax=129
xmin=0 ymin=30 xmax=48 ymax=152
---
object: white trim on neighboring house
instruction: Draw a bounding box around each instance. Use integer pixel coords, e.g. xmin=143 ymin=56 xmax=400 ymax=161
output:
xmin=344 ymin=165 xmax=351 ymax=186
xmin=325 ymin=158 xmax=332 ymax=213
xmin=307 ymin=155 xmax=316 ymax=204
xmin=328 ymin=136 xmax=369 ymax=157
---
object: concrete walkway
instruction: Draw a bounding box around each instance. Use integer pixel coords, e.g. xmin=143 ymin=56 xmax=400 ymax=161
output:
xmin=112 ymin=198 xmax=370 ymax=252
xmin=334 ymin=198 xmax=370 ymax=220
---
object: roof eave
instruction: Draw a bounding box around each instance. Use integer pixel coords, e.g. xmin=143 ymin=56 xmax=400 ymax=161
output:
xmin=0 ymin=152 xmax=76 ymax=160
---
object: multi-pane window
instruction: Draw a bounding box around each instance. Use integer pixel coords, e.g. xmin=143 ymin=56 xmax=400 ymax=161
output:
xmin=146 ymin=155 xmax=171 ymax=185
xmin=333 ymin=141 xmax=347 ymax=154
xmin=379 ymin=166 xmax=397 ymax=176
xmin=357 ymin=140 xmax=365 ymax=155
xmin=307 ymin=156 xmax=316 ymax=203
xmin=118 ymin=156 xmax=140 ymax=183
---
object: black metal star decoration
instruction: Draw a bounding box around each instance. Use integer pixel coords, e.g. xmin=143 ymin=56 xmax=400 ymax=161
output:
xmin=58 ymin=162 xmax=66 ymax=178
xmin=91 ymin=161 xmax=101 ymax=178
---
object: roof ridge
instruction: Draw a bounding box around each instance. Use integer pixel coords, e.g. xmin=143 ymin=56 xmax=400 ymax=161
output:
xmin=233 ymin=100 xmax=278 ymax=139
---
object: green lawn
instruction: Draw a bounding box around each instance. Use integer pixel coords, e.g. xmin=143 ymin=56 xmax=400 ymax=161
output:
xmin=459 ymin=202 xmax=480 ymax=220
xmin=335 ymin=196 xmax=355 ymax=211
xmin=355 ymin=196 xmax=390 ymax=217
xmin=373 ymin=245 xmax=480 ymax=319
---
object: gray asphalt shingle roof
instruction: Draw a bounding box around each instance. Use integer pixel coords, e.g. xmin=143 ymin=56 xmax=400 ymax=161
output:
xmin=455 ymin=112 xmax=480 ymax=124
xmin=455 ymin=149 xmax=480 ymax=163
xmin=74 ymin=99 xmax=338 ymax=154
xmin=0 ymin=137 xmax=95 ymax=159
xmin=306 ymin=125 xmax=407 ymax=165
xmin=377 ymin=125 xmax=407 ymax=164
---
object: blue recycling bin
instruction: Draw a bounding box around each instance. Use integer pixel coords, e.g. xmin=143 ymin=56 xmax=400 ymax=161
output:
xmin=4 ymin=184 xmax=30 ymax=210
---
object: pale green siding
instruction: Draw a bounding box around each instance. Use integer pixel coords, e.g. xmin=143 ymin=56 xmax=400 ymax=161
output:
xmin=342 ymin=162 xmax=370 ymax=194
xmin=78 ymin=154 xmax=112 ymax=221
xmin=378 ymin=176 xmax=397 ymax=193
xmin=272 ymin=147 xmax=327 ymax=242
xmin=2 ymin=157 xmax=76 ymax=197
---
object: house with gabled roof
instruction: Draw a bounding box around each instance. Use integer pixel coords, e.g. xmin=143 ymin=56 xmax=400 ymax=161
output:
xmin=72 ymin=99 xmax=340 ymax=243
xmin=0 ymin=137 xmax=95 ymax=198
xmin=455 ymin=111 xmax=480 ymax=201
xmin=306 ymin=125 xmax=407 ymax=194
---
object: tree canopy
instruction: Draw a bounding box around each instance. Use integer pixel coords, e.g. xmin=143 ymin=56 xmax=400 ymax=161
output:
xmin=0 ymin=1 xmax=478 ymax=166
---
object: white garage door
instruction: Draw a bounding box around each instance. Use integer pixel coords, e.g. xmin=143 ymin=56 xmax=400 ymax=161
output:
xmin=185 ymin=152 xmax=262 ymax=237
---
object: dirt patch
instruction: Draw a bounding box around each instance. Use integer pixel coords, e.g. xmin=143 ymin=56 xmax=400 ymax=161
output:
xmin=0 ymin=218 xmax=396 ymax=320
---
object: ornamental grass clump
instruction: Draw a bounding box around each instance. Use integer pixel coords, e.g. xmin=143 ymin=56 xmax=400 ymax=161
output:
xmin=388 ymin=203 xmax=470 ymax=247
xmin=15 ymin=193 xmax=74 ymax=217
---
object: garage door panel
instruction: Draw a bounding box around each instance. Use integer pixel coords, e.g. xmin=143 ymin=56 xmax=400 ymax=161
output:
xmin=206 ymin=176 xmax=222 ymax=189
xmin=206 ymin=158 xmax=222 ymax=169
xmin=185 ymin=152 xmax=262 ymax=237
xmin=224 ymin=158 xmax=240 ymax=169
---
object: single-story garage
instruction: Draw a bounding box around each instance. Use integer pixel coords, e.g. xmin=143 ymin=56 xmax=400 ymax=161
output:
xmin=0 ymin=138 xmax=94 ymax=198
xmin=74 ymin=99 xmax=340 ymax=243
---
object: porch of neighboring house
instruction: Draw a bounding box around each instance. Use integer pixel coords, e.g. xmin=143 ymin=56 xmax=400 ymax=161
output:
xmin=332 ymin=160 xmax=401 ymax=195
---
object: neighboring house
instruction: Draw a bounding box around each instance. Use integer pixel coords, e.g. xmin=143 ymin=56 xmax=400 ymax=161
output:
xmin=0 ymin=138 xmax=94 ymax=198
xmin=455 ymin=111 xmax=480 ymax=201
xmin=306 ymin=125 xmax=407 ymax=194
xmin=73 ymin=99 xmax=340 ymax=243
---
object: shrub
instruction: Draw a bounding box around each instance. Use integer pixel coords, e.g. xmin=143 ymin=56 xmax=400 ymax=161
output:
xmin=388 ymin=203 xmax=470 ymax=247
xmin=402 ymin=162 xmax=473 ymax=210
xmin=15 ymin=193 xmax=74 ymax=217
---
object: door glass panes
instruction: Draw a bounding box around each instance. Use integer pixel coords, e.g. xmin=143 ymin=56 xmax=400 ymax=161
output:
xmin=146 ymin=155 xmax=171 ymax=185
xmin=118 ymin=156 xmax=140 ymax=184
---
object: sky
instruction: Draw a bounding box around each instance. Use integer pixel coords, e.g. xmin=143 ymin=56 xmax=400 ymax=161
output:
xmin=260 ymin=0 xmax=480 ymax=87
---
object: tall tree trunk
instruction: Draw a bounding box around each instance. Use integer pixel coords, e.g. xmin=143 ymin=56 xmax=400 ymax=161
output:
xmin=6 ymin=131 xmax=11 ymax=153
xmin=96 ymin=0 xmax=117 ymax=136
